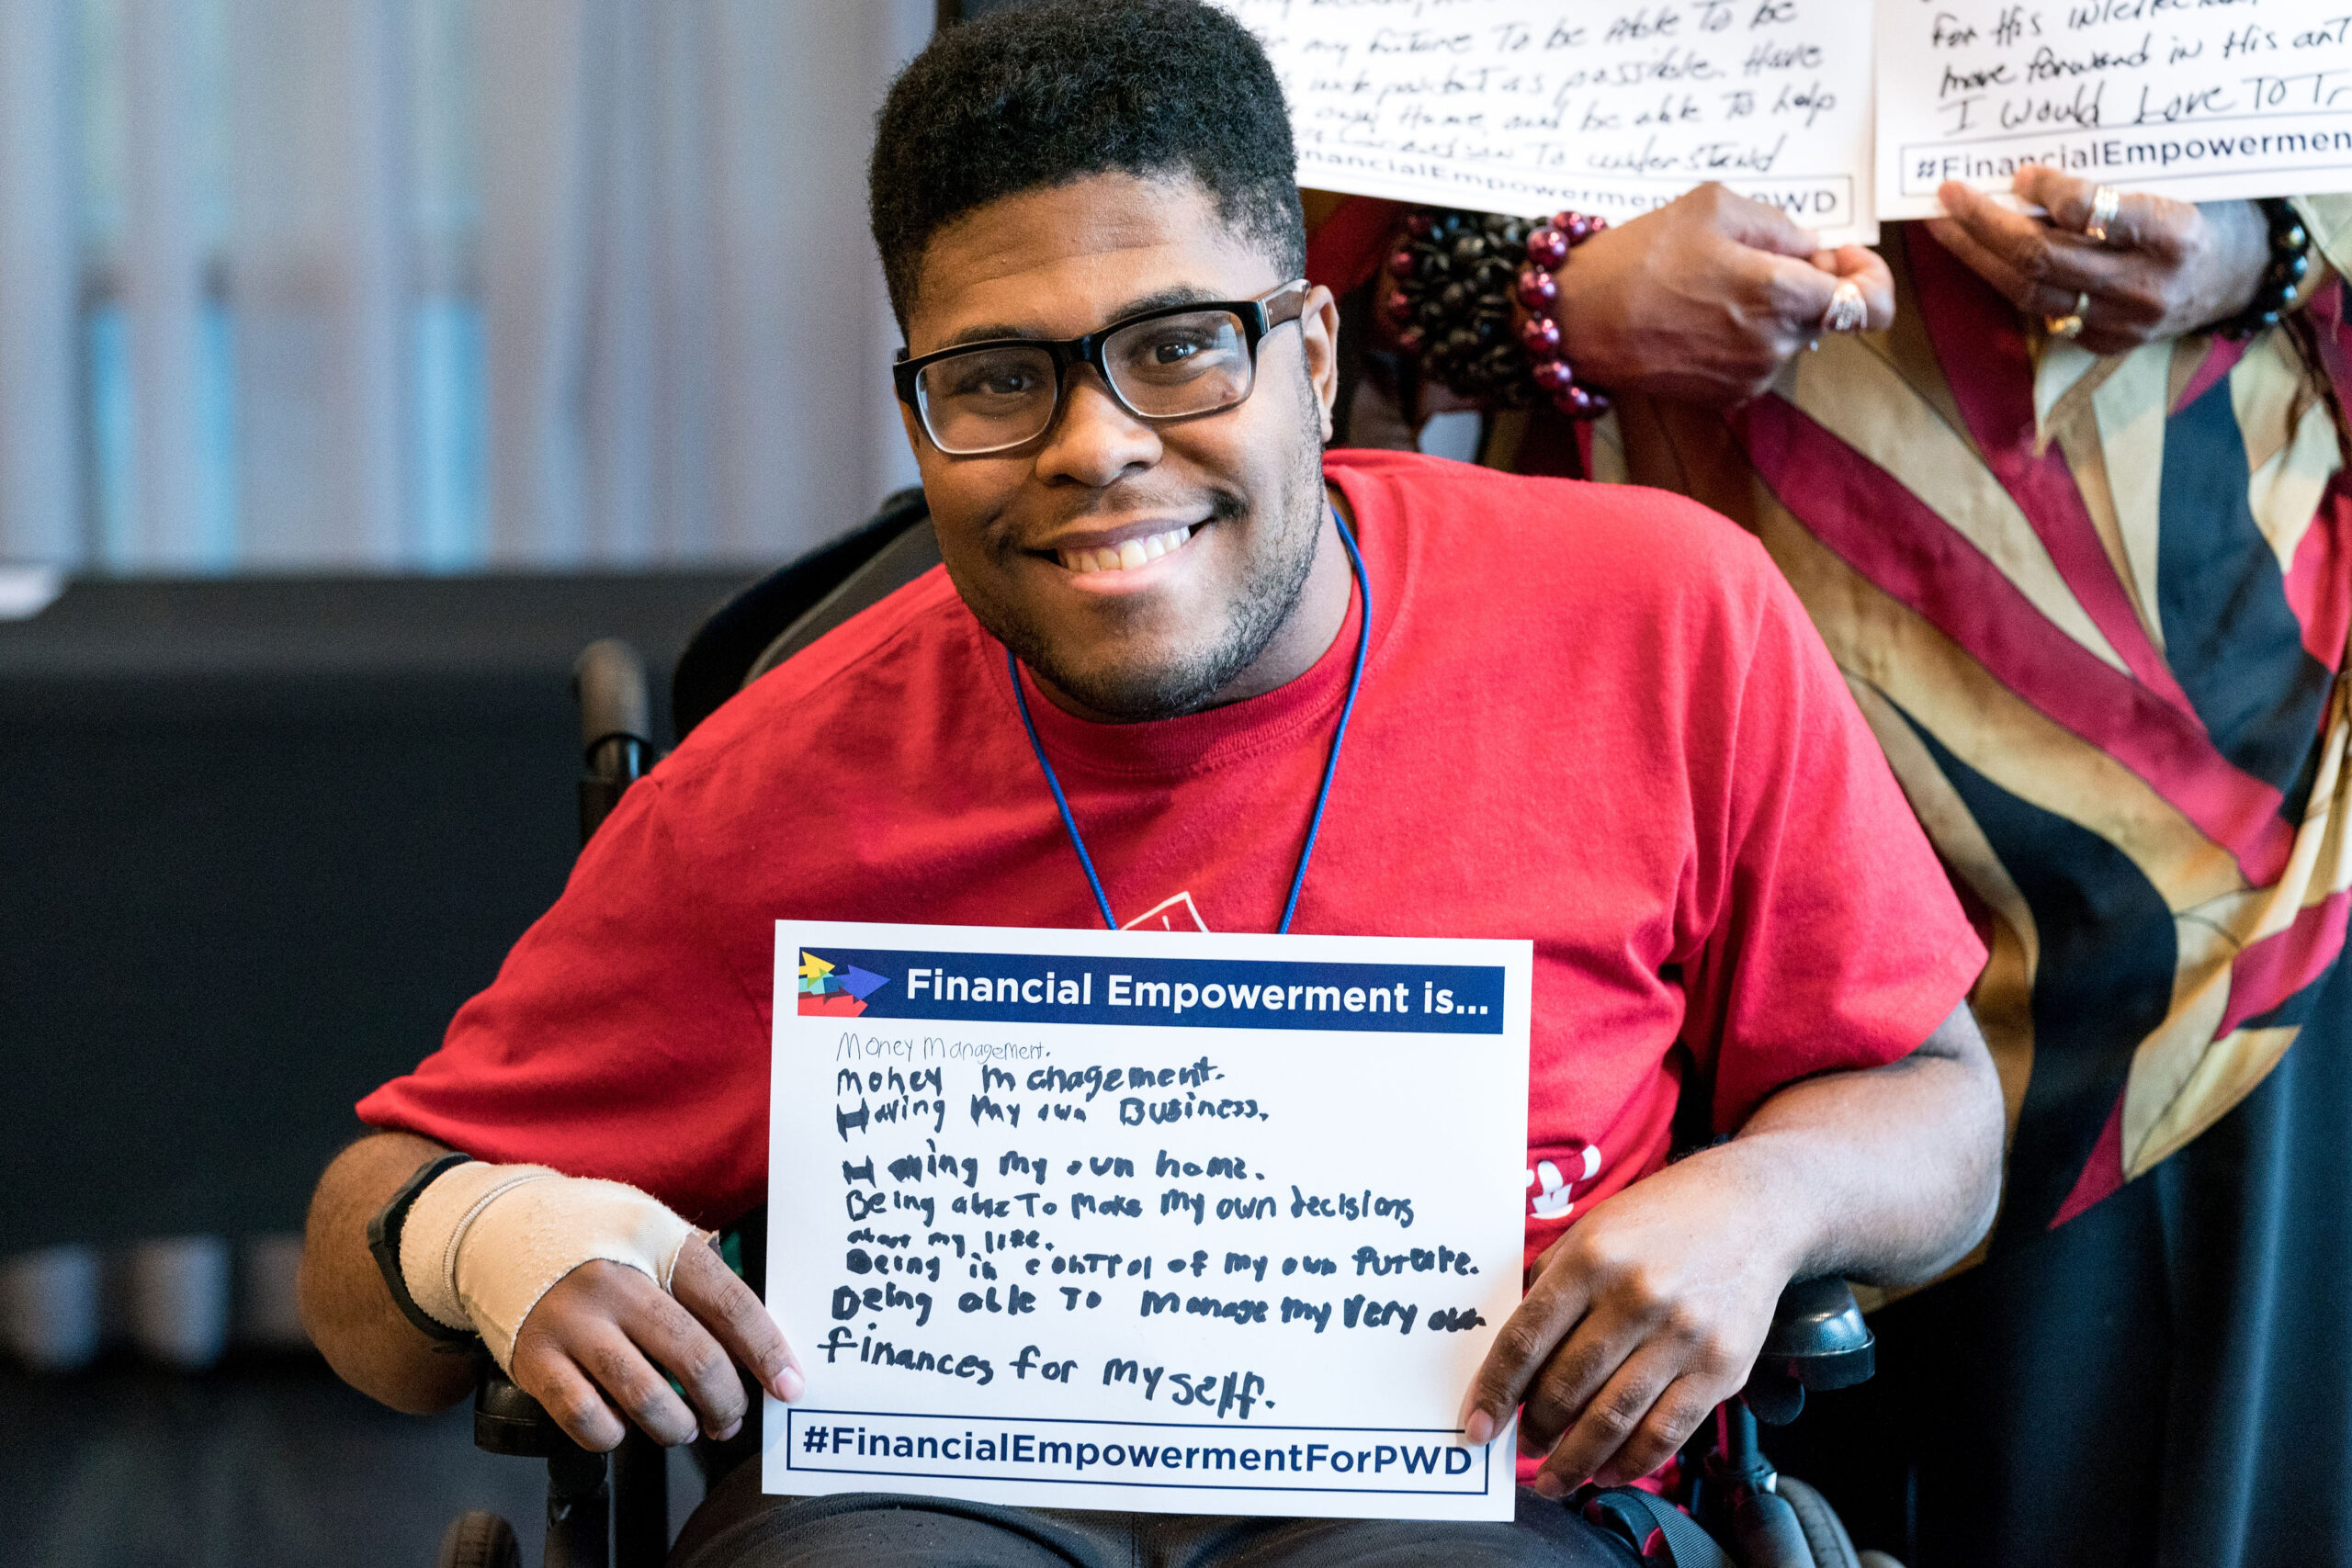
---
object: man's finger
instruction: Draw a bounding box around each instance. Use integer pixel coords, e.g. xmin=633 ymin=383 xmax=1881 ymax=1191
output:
xmin=1457 ymin=1266 xmax=1594 ymax=1444
xmin=1591 ymin=1373 xmax=1721 ymax=1488
xmin=618 ymin=1284 xmax=751 ymax=1441
xmin=514 ymin=1348 xmax=628 ymax=1452
xmin=576 ymin=1321 xmax=703 ymax=1447
xmin=1527 ymin=1341 xmax=1685 ymax=1498
xmin=673 ymin=1235 xmax=806 ymax=1404
xmin=1514 ymin=1308 xmax=1645 ymax=1457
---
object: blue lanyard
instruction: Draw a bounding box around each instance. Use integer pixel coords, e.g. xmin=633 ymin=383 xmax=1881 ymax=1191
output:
xmin=1007 ymin=506 xmax=1372 ymax=933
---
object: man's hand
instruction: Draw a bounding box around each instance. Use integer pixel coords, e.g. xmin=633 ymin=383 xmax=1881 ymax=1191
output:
xmin=299 ymin=1131 xmax=804 ymax=1453
xmin=1465 ymin=1150 xmax=1798 ymax=1491
xmin=1555 ymin=183 xmax=1895 ymax=407
xmin=508 ymin=1242 xmax=803 ymax=1451
xmin=1457 ymin=1002 xmax=2002 ymax=1495
xmin=1929 ymin=168 xmax=2270 ymax=354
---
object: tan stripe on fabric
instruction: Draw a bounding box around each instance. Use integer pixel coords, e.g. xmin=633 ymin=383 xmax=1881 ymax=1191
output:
xmin=1874 ymin=234 xmax=1980 ymax=457
xmin=1745 ymin=485 xmax=2248 ymax=914
xmin=2084 ymin=341 xmax=2175 ymax=652
xmin=2052 ymin=395 xmax=2147 ymax=652
xmin=2031 ymin=338 xmax=2108 ymax=450
xmin=1586 ymin=409 xmax=1631 ymax=485
xmin=2232 ymin=333 xmax=2341 ymax=571
xmin=2132 ymin=1023 xmax=2301 ymax=1178
xmin=1786 ymin=336 xmax=2132 ymax=676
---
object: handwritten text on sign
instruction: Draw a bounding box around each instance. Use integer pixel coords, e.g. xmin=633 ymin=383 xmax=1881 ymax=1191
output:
xmin=1216 ymin=0 xmax=1878 ymax=242
xmin=1877 ymin=0 xmax=2352 ymax=216
xmin=764 ymin=922 xmax=1533 ymax=1520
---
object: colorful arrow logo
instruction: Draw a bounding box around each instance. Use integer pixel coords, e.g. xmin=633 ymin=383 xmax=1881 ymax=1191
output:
xmin=797 ymin=951 xmax=889 ymax=1017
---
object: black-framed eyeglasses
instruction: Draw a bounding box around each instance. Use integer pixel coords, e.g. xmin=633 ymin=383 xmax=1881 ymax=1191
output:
xmin=892 ymin=281 xmax=1309 ymax=457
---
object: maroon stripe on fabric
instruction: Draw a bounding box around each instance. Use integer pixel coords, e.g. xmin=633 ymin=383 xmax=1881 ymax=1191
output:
xmin=2050 ymin=1089 xmax=2127 ymax=1227
xmin=2284 ymin=487 xmax=2352 ymax=672
xmin=1736 ymin=393 xmax=2297 ymax=886
xmin=1903 ymin=228 xmax=2202 ymax=722
xmin=2285 ymin=281 xmax=2352 ymax=674
xmin=2217 ymin=891 xmax=2351 ymax=1041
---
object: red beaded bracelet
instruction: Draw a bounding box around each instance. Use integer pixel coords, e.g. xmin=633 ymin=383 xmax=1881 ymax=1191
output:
xmin=1516 ymin=211 xmax=1611 ymax=421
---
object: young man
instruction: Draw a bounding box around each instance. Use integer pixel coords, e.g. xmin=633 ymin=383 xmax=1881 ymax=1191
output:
xmin=299 ymin=5 xmax=2004 ymax=1562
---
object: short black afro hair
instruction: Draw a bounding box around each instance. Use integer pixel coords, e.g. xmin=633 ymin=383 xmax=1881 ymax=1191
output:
xmin=868 ymin=0 xmax=1306 ymax=331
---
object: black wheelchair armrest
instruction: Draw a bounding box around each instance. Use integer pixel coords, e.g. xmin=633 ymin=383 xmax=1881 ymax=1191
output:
xmin=473 ymin=1362 xmax=636 ymax=1567
xmin=1740 ymin=1275 xmax=1874 ymax=1426
xmin=475 ymin=1361 xmax=567 ymax=1458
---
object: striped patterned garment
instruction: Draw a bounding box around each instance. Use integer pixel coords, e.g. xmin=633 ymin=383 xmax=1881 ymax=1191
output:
xmin=1589 ymin=200 xmax=2352 ymax=1262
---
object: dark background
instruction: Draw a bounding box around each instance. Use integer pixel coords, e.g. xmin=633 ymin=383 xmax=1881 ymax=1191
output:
xmin=0 ymin=570 xmax=750 ymax=1256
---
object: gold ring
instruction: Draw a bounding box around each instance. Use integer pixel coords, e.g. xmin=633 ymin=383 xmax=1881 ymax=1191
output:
xmin=2085 ymin=186 xmax=2120 ymax=244
xmin=2045 ymin=290 xmax=2090 ymax=339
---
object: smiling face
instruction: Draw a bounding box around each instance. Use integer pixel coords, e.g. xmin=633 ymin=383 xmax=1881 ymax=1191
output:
xmin=899 ymin=173 xmax=1341 ymax=723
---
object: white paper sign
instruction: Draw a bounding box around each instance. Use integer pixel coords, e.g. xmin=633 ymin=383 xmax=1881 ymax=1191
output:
xmin=1877 ymin=0 xmax=2352 ymax=218
xmin=763 ymin=921 xmax=1532 ymax=1520
xmin=1216 ymin=0 xmax=1879 ymax=243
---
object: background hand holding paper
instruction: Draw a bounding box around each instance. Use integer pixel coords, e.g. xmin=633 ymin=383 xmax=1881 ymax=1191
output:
xmin=1927 ymin=168 xmax=2272 ymax=354
xmin=1540 ymin=185 xmax=1896 ymax=406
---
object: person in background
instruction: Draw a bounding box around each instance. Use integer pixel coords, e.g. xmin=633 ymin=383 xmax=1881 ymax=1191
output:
xmin=1314 ymin=175 xmax=2352 ymax=1566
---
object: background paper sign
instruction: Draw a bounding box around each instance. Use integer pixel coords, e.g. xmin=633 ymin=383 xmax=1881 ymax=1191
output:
xmin=765 ymin=921 xmax=1533 ymax=1521
xmin=1878 ymin=0 xmax=2352 ymax=218
xmin=1216 ymin=0 xmax=1879 ymax=243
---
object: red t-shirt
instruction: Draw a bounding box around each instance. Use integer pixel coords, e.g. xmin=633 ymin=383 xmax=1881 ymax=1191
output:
xmin=360 ymin=449 xmax=1985 ymax=1269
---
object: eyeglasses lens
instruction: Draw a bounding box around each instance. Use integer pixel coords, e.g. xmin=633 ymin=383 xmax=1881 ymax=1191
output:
xmin=916 ymin=345 xmax=1060 ymax=456
xmin=1103 ymin=310 xmax=1251 ymax=419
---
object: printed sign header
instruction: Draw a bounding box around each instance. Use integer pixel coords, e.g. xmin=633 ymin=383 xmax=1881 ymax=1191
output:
xmin=797 ymin=947 xmax=1506 ymax=1034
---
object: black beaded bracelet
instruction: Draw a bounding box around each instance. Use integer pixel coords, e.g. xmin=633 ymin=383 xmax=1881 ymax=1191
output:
xmin=1385 ymin=209 xmax=1539 ymax=406
xmin=2218 ymin=198 xmax=2312 ymax=341
xmin=1383 ymin=207 xmax=1611 ymax=419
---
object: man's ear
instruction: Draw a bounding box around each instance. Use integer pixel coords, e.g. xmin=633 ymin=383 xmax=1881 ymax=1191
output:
xmin=1299 ymin=284 xmax=1340 ymax=445
xmin=897 ymin=400 xmax=927 ymax=463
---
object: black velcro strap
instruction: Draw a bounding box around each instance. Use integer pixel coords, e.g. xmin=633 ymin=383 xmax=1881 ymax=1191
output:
xmin=1583 ymin=1486 xmax=1737 ymax=1568
xmin=365 ymin=1150 xmax=481 ymax=1347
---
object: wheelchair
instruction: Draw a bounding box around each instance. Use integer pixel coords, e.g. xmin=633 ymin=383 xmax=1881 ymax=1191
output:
xmin=435 ymin=489 xmax=1901 ymax=1568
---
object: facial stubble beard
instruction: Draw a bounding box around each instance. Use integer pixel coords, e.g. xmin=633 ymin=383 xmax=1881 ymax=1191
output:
xmin=990 ymin=376 xmax=1330 ymax=724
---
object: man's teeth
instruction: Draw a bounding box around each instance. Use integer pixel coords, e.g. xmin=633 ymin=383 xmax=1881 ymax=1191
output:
xmin=1058 ymin=525 xmax=1195 ymax=574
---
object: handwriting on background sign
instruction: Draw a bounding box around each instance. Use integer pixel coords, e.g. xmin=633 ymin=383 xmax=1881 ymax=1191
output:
xmin=817 ymin=1043 xmax=1490 ymax=1416
xmin=1216 ymin=0 xmax=1877 ymax=237
xmin=1875 ymin=0 xmax=2352 ymax=215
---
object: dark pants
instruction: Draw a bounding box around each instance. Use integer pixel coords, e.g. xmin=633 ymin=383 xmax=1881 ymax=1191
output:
xmin=1769 ymin=945 xmax=2352 ymax=1568
xmin=667 ymin=1462 xmax=1640 ymax=1568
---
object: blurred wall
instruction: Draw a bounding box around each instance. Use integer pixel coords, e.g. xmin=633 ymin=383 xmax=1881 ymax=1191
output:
xmin=0 ymin=0 xmax=929 ymax=575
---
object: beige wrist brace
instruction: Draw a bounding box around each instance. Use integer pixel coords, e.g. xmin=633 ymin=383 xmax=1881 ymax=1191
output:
xmin=398 ymin=1161 xmax=698 ymax=1369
